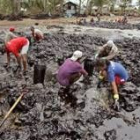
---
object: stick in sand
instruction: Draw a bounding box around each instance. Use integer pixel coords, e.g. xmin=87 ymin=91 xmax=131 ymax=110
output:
xmin=0 ymin=93 xmax=24 ymax=128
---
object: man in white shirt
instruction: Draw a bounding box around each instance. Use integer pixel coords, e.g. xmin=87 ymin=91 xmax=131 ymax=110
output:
xmin=30 ymin=26 xmax=44 ymax=42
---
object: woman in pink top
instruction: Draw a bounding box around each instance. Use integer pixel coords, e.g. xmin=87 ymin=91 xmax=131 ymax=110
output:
xmin=57 ymin=50 xmax=88 ymax=87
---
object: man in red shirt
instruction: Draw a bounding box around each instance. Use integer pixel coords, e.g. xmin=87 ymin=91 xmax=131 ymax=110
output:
xmin=6 ymin=37 xmax=29 ymax=74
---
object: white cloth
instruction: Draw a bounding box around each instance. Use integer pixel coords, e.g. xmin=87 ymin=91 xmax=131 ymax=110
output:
xmin=21 ymin=39 xmax=29 ymax=54
xmin=70 ymin=50 xmax=83 ymax=61
xmin=34 ymin=29 xmax=43 ymax=37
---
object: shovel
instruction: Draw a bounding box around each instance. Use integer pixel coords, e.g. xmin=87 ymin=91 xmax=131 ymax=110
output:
xmin=0 ymin=92 xmax=25 ymax=128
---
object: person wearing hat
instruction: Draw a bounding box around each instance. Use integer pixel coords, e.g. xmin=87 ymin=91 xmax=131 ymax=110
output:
xmin=30 ymin=26 xmax=44 ymax=42
xmin=95 ymin=59 xmax=129 ymax=103
xmin=5 ymin=27 xmax=17 ymax=44
xmin=95 ymin=40 xmax=118 ymax=60
xmin=5 ymin=37 xmax=29 ymax=75
xmin=57 ymin=50 xmax=88 ymax=87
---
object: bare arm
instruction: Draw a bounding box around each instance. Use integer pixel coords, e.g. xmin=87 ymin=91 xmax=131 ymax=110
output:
xmin=80 ymin=69 xmax=88 ymax=76
xmin=111 ymin=81 xmax=118 ymax=95
xmin=7 ymin=52 xmax=10 ymax=65
xmin=39 ymin=34 xmax=44 ymax=39
xmin=42 ymin=34 xmax=44 ymax=39
xmin=103 ymin=46 xmax=118 ymax=60
xmin=104 ymin=51 xmax=118 ymax=60
xmin=16 ymin=54 xmax=22 ymax=67
xmin=9 ymin=32 xmax=17 ymax=39
xmin=11 ymin=33 xmax=17 ymax=38
xmin=96 ymin=44 xmax=107 ymax=58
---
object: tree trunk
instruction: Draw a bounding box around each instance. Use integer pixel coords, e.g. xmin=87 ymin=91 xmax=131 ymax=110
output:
xmin=60 ymin=0 xmax=64 ymax=16
xmin=85 ymin=0 xmax=90 ymax=16
xmin=98 ymin=6 xmax=102 ymax=14
xmin=139 ymin=0 xmax=140 ymax=11
xmin=43 ymin=0 xmax=46 ymax=12
xmin=123 ymin=0 xmax=127 ymax=15
xmin=17 ymin=0 xmax=21 ymax=14
xmin=12 ymin=0 xmax=21 ymax=15
xmin=79 ymin=0 xmax=82 ymax=15
xmin=110 ymin=4 xmax=115 ymax=13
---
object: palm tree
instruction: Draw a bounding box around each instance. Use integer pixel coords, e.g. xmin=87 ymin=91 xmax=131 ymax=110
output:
xmin=120 ymin=0 xmax=132 ymax=14
xmin=91 ymin=0 xmax=110 ymax=14
xmin=47 ymin=0 xmax=64 ymax=15
xmin=138 ymin=0 xmax=140 ymax=11
xmin=78 ymin=0 xmax=87 ymax=15
xmin=0 ymin=0 xmax=64 ymax=15
xmin=85 ymin=0 xmax=91 ymax=15
xmin=110 ymin=0 xmax=117 ymax=12
xmin=22 ymin=0 xmax=48 ymax=13
xmin=12 ymin=0 xmax=21 ymax=15
xmin=60 ymin=0 xmax=64 ymax=16
xmin=0 ymin=0 xmax=14 ymax=15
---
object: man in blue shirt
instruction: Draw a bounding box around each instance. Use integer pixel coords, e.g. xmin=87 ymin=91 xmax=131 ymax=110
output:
xmin=95 ymin=59 xmax=129 ymax=102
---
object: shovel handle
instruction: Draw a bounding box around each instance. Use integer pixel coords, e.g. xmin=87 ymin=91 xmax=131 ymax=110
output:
xmin=0 ymin=93 xmax=24 ymax=128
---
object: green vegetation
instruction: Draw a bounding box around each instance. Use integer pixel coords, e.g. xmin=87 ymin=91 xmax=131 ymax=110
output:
xmin=0 ymin=0 xmax=138 ymax=16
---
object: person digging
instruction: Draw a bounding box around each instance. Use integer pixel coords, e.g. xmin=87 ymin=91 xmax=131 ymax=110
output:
xmin=2 ymin=27 xmax=18 ymax=55
xmin=95 ymin=40 xmax=118 ymax=61
xmin=57 ymin=50 xmax=88 ymax=104
xmin=5 ymin=37 xmax=29 ymax=75
xmin=5 ymin=27 xmax=17 ymax=45
xmin=95 ymin=59 xmax=129 ymax=109
xmin=30 ymin=26 xmax=44 ymax=42
xmin=57 ymin=50 xmax=88 ymax=87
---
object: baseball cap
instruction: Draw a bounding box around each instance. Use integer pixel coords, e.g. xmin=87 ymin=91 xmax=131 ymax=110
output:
xmin=9 ymin=27 xmax=15 ymax=32
xmin=30 ymin=26 xmax=34 ymax=30
xmin=70 ymin=50 xmax=83 ymax=61
xmin=107 ymin=40 xmax=114 ymax=47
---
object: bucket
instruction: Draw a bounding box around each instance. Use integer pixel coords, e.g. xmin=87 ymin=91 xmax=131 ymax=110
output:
xmin=84 ymin=58 xmax=94 ymax=76
xmin=33 ymin=64 xmax=46 ymax=84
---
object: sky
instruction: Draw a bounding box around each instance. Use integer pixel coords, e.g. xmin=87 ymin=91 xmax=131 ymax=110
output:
xmin=132 ymin=0 xmax=138 ymax=5
xmin=67 ymin=0 xmax=138 ymax=6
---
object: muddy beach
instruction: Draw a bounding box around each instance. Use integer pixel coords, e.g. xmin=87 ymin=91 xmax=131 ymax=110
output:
xmin=0 ymin=25 xmax=140 ymax=140
xmin=77 ymin=21 xmax=140 ymax=30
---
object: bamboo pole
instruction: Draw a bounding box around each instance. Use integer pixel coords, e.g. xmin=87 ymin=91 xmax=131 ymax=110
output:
xmin=0 ymin=93 xmax=24 ymax=128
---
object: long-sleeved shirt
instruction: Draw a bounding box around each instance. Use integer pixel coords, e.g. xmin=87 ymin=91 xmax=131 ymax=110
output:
xmin=98 ymin=43 xmax=118 ymax=60
xmin=5 ymin=31 xmax=17 ymax=44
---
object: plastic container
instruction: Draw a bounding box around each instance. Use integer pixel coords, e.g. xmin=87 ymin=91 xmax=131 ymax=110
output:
xmin=84 ymin=58 xmax=94 ymax=76
xmin=33 ymin=64 xmax=46 ymax=84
